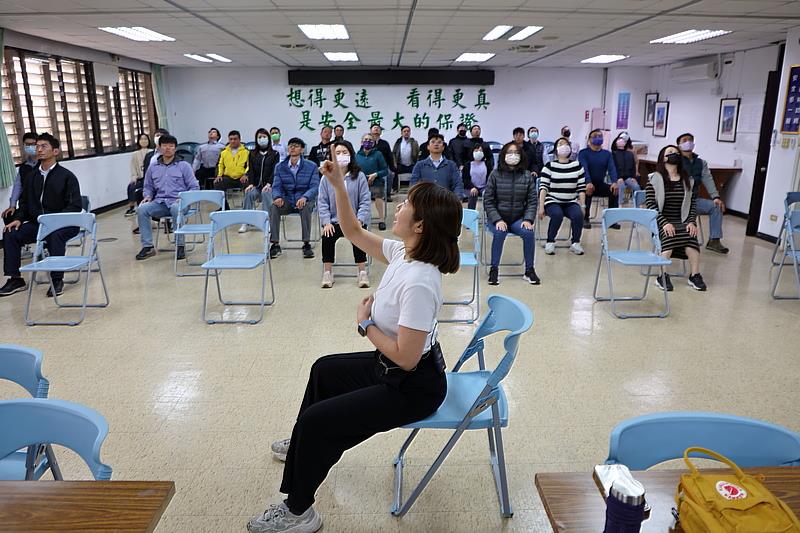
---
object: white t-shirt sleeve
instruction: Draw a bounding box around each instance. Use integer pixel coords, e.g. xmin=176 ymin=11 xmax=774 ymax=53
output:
xmin=398 ymin=283 xmax=438 ymax=333
xmin=382 ymin=239 xmax=405 ymax=264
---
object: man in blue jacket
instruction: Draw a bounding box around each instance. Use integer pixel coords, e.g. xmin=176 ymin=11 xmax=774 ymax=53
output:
xmin=409 ymin=133 xmax=465 ymax=199
xmin=578 ymin=129 xmax=619 ymax=229
xmin=270 ymin=138 xmax=320 ymax=259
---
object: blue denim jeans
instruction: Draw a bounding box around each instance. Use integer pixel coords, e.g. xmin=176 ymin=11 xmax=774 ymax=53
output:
xmin=243 ymin=186 xmax=273 ymax=211
xmin=137 ymin=201 xmax=183 ymax=248
xmin=695 ymin=197 xmax=723 ymax=239
xmin=487 ymin=218 xmax=535 ymax=269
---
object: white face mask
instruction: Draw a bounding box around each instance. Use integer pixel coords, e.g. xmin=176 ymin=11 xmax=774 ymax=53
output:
xmin=257 ymin=136 xmax=270 ymax=147
xmin=473 ymin=151 xmax=484 ymax=161
xmin=556 ymin=144 xmax=572 ymax=158
xmin=505 ymin=153 xmax=520 ymax=166
xmin=153 ymin=135 xmax=161 ymax=147
xmin=336 ymin=154 xmax=350 ymax=166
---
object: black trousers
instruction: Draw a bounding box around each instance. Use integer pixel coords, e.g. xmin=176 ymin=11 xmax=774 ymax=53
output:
xmin=280 ymin=350 xmax=447 ymax=514
xmin=214 ymin=176 xmax=247 ymax=209
xmin=127 ymin=178 xmax=144 ymax=203
xmin=584 ymin=180 xmax=619 ymax=220
xmin=196 ymin=166 xmax=216 ymax=190
xmin=321 ymin=223 xmax=367 ymax=264
xmin=3 ymin=222 xmax=79 ymax=281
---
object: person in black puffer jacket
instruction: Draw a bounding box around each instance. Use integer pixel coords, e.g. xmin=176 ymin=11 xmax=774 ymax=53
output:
xmin=241 ymin=128 xmax=279 ymax=232
xmin=483 ymin=142 xmax=540 ymax=286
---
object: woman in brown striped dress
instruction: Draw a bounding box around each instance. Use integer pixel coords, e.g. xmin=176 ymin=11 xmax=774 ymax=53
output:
xmin=644 ymin=145 xmax=707 ymax=292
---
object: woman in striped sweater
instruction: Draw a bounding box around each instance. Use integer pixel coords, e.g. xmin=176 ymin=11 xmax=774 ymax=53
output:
xmin=538 ymin=137 xmax=587 ymax=255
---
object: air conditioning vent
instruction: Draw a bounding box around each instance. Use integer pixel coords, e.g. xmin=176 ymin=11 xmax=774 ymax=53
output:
xmin=279 ymin=43 xmax=315 ymax=51
xmin=508 ymin=44 xmax=545 ymax=53
xmin=670 ymin=60 xmax=719 ymax=82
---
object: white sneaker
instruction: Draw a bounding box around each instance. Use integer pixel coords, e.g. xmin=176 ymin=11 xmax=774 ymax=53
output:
xmin=544 ymin=242 xmax=555 ymax=255
xmin=238 ymin=224 xmax=248 ymax=234
xmin=321 ymin=271 xmax=334 ymax=288
xmin=247 ymin=502 xmax=322 ymax=533
xmin=357 ymin=270 xmax=370 ymax=288
xmin=271 ymin=438 xmax=291 ymax=462
xmin=570 ymin=242 xmax=584 ymax=255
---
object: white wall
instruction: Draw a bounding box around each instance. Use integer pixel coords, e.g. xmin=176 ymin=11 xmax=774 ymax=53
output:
xmin=604 ymin=46 xmax=780 ymax=215
xmin=760 ymin=28 xmax=800 ymax=237
xmin=163 ymin=66 xmax=604 ymax=147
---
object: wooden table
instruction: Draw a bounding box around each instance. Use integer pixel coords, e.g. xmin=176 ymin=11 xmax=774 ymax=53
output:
xmin=0 ymin=480 xmax=175 ymax=532
xmin=637 ymin=157 xmax=741 ymax=200
xmin=536 ymin=467 xmax=800 ymax=532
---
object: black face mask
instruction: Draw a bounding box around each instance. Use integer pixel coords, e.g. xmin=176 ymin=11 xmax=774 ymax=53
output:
xmin=666 ymin=153 xmax=682 ymax=165
xmin=458 ymin=130 xmax=466 ymax=137
xmin=562 ymin=130 xmax=570 ymax=138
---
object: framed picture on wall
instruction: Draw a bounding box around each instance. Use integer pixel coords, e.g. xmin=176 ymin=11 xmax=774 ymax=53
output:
xmin=644 ymin=92 xmax=659 ymax=127
xmin=717 ymin=98 xmax=741 ymax=142
xmin=652 ymin=101 xmax=669 ymax=137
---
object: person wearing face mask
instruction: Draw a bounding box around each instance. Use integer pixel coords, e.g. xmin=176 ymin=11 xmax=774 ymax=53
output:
xmin=462 ymin=142 xmax=488 ymax=210
xmin=483 ymin=142 xmax=539 ymax=286
xmin=392 ymin=125 xmax=419 ymax=179
xmin=560 ymin=125 xmax=580 ymax=162
xmin=125 ymin=133 xmax=151 ymax=217
xmin=318 ymin=142 xmax=371 ymax=289
xmin=578 ymin=129 xmax=619 ymax=229
xmin=610 ymin=132 xmax=641 ymax=203
xmin=465 ymin=124 xmax=495 ymax=176
xmin=410 ymin=133 xmax=465 ymax=201
xmin=525 ymin=127 xmax=545 ymax=176
xmin=192 ymin=127 xmax=224 ymax=190
xmin=240 ymin=128 xmax=280 ymax=233
xmin=538 ymin=137 xmax=586 ymax=255
xmin=271 ymin=127 xmax=287 ymax=162
xmin=356 ymin=133 xmax=389 ymax=230
xmin=448 ymin=122 xmax=472 ymax=167
xmin=645 ymin=145 xmax=707 ymax=292
xmin=513 ymin=127 xmax=540 ymax=178
xmin=2 ymin=132 xmax=40 ymax=225
xmin=676 ymin=133 xmax=729 ymax=254
xmin=308 ymin=126 xmax=334 ymax=167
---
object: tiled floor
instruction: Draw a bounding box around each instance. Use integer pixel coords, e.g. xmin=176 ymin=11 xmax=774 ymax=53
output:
xmin=1 ymin=202 xmax=799 ymax=533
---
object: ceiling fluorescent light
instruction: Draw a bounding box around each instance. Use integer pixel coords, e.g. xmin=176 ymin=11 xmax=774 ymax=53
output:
xmin=130 ymin=27 xmax=175 ymax=41
xmin=455 ymin=53 xmax=495 ymax=63
xmin=324 ymin=52 xmax=359 ymax=62
xmin=206 ymin=53 xmax=232 ymax=63
xmin=508 ymin=26 xmax=543 ymax=41
xmin=298 ymin=24 xmax=349 ymax=40
xmin=184 ymin=53 xmax=213 ymax=63
xmin=98 ymin=26 xmax=174 ymax=42
xmin=581 ymin=54 xmax=629 ymax=64
xmin=482 ymin=25 xmax=512 ymax=41
xmin=650 ymin=29 xmax=731 ymax=44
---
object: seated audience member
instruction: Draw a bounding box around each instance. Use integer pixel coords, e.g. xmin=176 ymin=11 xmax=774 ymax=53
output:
xmin=611 ymin=132 xmax=641 ymax=203
xmin=677 ymin=132 xmax=729 ymax=254
xmin=2 ymin=132 xmax=38 ymax=225
xmin=214 ymin=130 xmax=250 ymax=209
xmin=271 ymin=127 xmax=287 ymax=162
xmin=193 ymin=127 xmax=224 ymax=189
xmin=392 ymin=125 xmax=419 ymax=178
xmin=483 ymin=142 xmax=539 ymax=286
xmin=464 ymin=124 xmax=494 ymax=176
xmin=135 ymin=135 xmax=199 ymax=261
xmin=355 ymin=132 xmax=388 ymax=231
xmin=318 ymin=142 xmax=371 ymax=289
xmin=538 ymin=137 xmax=586 ymax=256
xmin=332 ymin=124 xmax=354 ymax=153
xmin=526 ymin=127 xmax=545 ymax=176
xmin=560 ymin=125 xmax=580 ymax=161
xmin=308 ymin=126 xmax=334 ymax=167
xmin=417 ymin=127 xmax=455 ymax=162
xmin=126 ymin=133 xmax=150 ymax=217
xmin=410 ymin=133 xmax=465 ymax=201
xmin=463 ymin=142 xmax=489 ymax=210
xmin=513 ymin=127 xmax=541 ymax=177
xmin=1 ymin=133 xmax=82 ymax=298
xmin=645 ymin=145 xmax=707 ymax=292
xmin=270 ymin=138 xmax=320 ymax=259
xmin=578 ymin=129 xmax=619 ymax=229
xmin=240 ymin=128 xmax=279 ymax=233
xmin=144 ymin=128 xmax=169 ymax=170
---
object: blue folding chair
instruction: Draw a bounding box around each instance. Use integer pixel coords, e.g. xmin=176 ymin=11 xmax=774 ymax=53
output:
xmin=174 ymin=190 xmax=227 ymax=277
xmin=441 ymin=209 xmax=480 ymax=324
xmin=391 ymin=294 xmax=534 ymax=518
xmin=771 ymin=192 xmax=800 ymax=299
xmin=593 ymin=208 xmax=671 ymax=319
xmin=19 ymin=213 xmax=109 ymax=326
xmin=201 ymin=210 xmax=276 ymax=324
xmin=605 ymin=412 xmax=800 ymax=470
xmin=0 ymin=345 xmax=61 ymax=480
xmin=0 ymin=398 xmax=112 ymax=480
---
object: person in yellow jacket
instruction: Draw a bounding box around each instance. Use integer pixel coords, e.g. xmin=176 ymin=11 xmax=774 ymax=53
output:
xmin=214 ymin=130 xmax=249 ymax=208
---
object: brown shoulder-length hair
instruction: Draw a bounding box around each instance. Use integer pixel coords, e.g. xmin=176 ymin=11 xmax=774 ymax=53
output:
xmin=656 ymin=144 xmax=690 ymax=190
xmin=406 ymin=182 xmax=462 ymax=274
xmin=497 ymin=141 xmax=528 ymax=172
xmin=329 ymin=140 xmax=361 ymax=179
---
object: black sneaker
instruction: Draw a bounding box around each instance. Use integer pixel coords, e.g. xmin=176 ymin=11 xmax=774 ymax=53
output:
xmin=583 ymin=219 xmax=591 ymax=230
xmin=302 ymin=243 xmax=315 ymax=259
xmin=136 ymin=246 xmax=155 ymax=260
xmin=523 ymin=268 xmax=541 ymax=285
xmin=655 ymin=273 xmax=673 ymax=291
xmin=176 ymin=246 xmax=186 ymax=260
xmin=488 ymin=267 xmax=499 ymax=286
xmin=705 ymin=239 xmax=729 ymax=254
xmin=688 ymin=273 xmax=707 ymax=291
xmin=46 ymin=279 xmax=64 ymax=297
xmin=609 ymin=223 xmax=621 ymax=230
xmin=270 ymin=243 xmax=282 ymax=259
xmin=0 ymin=277 xmax=27 ymax=297
xmin=124 ymin=206 xmax=135 ymax=217
xmin=132 ymin=227 xmax=140 ymax=234
xmin=378 ymin=222 xmax=387 ymax=231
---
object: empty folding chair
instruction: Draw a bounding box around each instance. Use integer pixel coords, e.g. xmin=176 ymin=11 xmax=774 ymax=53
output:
xmin=392 ymin=294 xmax=533 ymax=518
xmin=174 ymin=190 xmax=227 ymax=277
xmin=201 ymin=210 xmax=276 ymax=324
xmin=593 ymin=208 xmax=671 ymax=318
xmin=771 ymin=192 xmax=800 ymax=266
xmin=771 ymin=204 xmax=800 ymax=299
xmin=441 ymin=208 xmax=480 ymax=323
xmin=0 ymin=398 xmax=112 ymax=480
xmin=19 ymin=213 xmax=109 ymax=326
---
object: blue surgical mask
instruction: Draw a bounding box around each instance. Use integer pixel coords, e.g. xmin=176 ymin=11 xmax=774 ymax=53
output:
xmin=23 ymin=145 xmax=36 ymax=157
xmin=591 ymin=137 xmax=603 ymax=146
xmin=528 ymin=131 xmax=539 ymax=141
xmin=257 ymin=136 xmax=270 ymax=147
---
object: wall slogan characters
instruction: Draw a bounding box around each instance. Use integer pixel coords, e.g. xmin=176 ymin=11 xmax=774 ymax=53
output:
xmin=779 ymin=64 xmax=800 ymax=134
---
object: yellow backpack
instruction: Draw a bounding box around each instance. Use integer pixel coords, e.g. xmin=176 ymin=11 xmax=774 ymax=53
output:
xmin=676 ymin=447 xmax=800 ymax=532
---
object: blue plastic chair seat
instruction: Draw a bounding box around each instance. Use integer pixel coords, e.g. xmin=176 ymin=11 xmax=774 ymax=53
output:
xmin=0 ymin=450 xmax=49 ymax=480
xmin=202 ymin=254 xmax=265 ymax=270
xmin=174 ymin=223 xmax=211 ymax=235
xmin=403 ymin=371 xmax=508 ymax=430
xmin=459 ymin=252 xmax=479 ymax=267
xmin=607 ymin=250 xmax=672 ymax=267
xmin=20 ymin=256 xmax=91 ymax=273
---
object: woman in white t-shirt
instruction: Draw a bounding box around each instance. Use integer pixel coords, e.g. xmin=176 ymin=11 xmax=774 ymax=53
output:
xmin=247 ymin=162 xmax=462 ymax=533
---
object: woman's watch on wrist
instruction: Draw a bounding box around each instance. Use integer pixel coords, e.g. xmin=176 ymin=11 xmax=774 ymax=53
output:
xmin=358 ymin=319 xmax=376 ymax=337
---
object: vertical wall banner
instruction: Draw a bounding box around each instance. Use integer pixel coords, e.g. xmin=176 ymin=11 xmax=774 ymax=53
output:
xmin=779 ymin=64 xmax=800 ymax=134
xmin=616 ymin=92 xmax=630 ymax=129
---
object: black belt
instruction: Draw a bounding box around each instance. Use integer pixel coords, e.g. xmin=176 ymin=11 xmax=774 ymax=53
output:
xmin=377 ymin=342 xmax=446 ymax=375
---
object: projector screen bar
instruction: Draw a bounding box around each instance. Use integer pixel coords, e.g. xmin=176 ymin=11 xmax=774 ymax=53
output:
xmin=288 ymin=69 xmax=494 ymax=86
